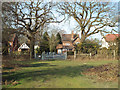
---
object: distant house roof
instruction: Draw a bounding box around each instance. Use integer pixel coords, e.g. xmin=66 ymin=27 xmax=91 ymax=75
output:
xmin=62 ymin=34 xmax=72 ymax=41
xmin=62 ymin=34 xmax=79 ymax=41
xmin=105 ymin=34 xmax=120 ymax=42
xmin=34 ymin=45 xmax=39 ymax=49
xmin=56 ymin=44 xmax=63 ymax=49
xmin=56 ymin=44 xmax=74 ymax=49
xmin=63 ymin=46 xmax=74 ymax=49
xmin=18 ymin=43 xmax=30 ymax=49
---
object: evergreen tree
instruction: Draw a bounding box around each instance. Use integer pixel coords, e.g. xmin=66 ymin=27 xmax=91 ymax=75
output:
xmin=40 ymin=32 xmax=50 ymax=53
xmin=56 ymin=33 xmax=62 ymax=44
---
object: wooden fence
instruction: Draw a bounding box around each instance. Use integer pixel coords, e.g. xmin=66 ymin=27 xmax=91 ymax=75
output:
xmin=68 ymin=49 xmax=117 ymax=60
xmin=67 ymin=51 xmax=92 ymax=60
xmin=35 ymin=49 xmax=117 ymax=60
xmin=96 ymin=49 xmax=117 ymax=59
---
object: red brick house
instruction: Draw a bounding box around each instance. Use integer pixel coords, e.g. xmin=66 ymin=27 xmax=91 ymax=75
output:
xmin=56 ymin=31 xmax=81 ymax=53
xmin=8 ymin=34 xmax=19 ymax=53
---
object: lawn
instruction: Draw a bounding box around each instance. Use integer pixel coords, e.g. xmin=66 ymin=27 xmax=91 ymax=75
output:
xmin=2 ymin=59 xmax=118 ymax=88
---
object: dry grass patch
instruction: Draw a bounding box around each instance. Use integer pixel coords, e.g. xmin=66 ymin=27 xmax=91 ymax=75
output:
xmin=83 ymin=63 xmax=118 ymax=82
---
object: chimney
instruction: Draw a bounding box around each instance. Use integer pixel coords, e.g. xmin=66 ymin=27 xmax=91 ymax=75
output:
xmin=71 ymin=31 xmax=74 ymax=40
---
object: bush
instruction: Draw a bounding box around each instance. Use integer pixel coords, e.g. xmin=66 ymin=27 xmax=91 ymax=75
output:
xmin=67 ymin=51 xmax=74 ymax=55
xmin=76 ymin=43 xmax=99 ymax=54
xmin=12 ymin=51 xmax=21 ymax=55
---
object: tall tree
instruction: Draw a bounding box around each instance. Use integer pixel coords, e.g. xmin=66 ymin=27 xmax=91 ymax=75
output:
xmin=40 ymin=32 xmax=50 ymax=53
xmin=49 ymin=33 xmax=57 ymax=52
xmin=57 ymin=2 xmax=117 ymax=42
xmin=56 ymin=33 xmax=62 ymax=44
xmin=2 ymin=1 xmax=64 ymax=59
xmin=2 ymin=2 xmax=16 ymax=55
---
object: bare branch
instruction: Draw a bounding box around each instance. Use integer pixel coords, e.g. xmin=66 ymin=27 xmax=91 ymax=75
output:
xmin=57 ymin=2 xmax=117 ymax=42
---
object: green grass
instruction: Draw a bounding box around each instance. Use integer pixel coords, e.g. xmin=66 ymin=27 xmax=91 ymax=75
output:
xmin=2 ymin=59 xmax=118 ymax=88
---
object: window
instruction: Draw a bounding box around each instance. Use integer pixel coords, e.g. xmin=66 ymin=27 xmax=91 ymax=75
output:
xmin=76 ymin=42 xmax=80 ymax=44
xmin=65 ymin=43 xmax=70 ymax=46
xmin=58 ymin=49 xmax=62 ymax=54
xmin=63 ymin=49 xmax=67 ymax=51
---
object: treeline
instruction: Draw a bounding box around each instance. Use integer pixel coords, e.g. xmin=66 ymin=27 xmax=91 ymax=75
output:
xmin=2 ymin=1 xmax=117 ymax=60
xmin=36 ymin=32 xmax=62 ymax=54
xmin=75 ymin=39 xmax=101 ymax=54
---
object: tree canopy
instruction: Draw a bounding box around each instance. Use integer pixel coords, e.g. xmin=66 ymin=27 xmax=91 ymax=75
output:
xmin=56 ymin=33 xmax=62 ymax=44
xmin=57 ymin=2 xmax=117 ymax=42
xmin=2 ymin=1 xmax=64 ymax=59
xmin=75 ymin=38 xmax=100 ymax=54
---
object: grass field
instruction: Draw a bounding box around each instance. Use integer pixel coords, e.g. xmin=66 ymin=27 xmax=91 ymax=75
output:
xmin=2 ymin=59 xmax=118 ymax=88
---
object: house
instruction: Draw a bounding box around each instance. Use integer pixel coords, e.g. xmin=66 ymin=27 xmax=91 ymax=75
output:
xmin=34 ymin=45 xmax=39 ymax=50
xmin=18 ymin=43 xmax=30 ymax=52
xmin=8 ymin=34 xmax=19 ymax=53
xmin=56 ymin=31 xmax=81 ymax=53
xmin=101 ymin=34 xmax=120 ymax=49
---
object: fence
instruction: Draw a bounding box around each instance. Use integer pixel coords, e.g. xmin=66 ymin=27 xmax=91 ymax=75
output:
xmin=96 ymin=49 xmax=117 ymax=59
xmin=67 ymin=51 xmax=92 ymax=60
xmin=67 ymin=50 xmax=117 ymax=60
xmin=76 ymin=53 xmax=91 ymax=59
xmin=41 ymin=52 xmax=67 ymax=60
xmin=35 ymin=49 xmax=118 ymax=60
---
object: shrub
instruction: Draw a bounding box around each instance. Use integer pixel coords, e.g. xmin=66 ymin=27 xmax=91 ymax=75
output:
xmin=67 ymin=51 xmax=74 ymax=55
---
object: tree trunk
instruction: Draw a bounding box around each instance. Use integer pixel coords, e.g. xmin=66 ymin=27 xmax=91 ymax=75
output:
xmin=2 ymin=41 xmax=9 ymax=55
xmin=30 ymin=37 xmax=35 ymax=60
xmin=117 ymin=41 xmax=120 ymax=60
xmin=81 ymin=34 xmax=86 ymax=43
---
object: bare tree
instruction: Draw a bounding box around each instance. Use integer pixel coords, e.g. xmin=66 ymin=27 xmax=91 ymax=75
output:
xmin=57 ymin=2 xmax=117 ymax=42
xmin=2 ymin=1 xmax=64 ymax=59
xmin=49 ymin=33 xmax=57 ymax=52
xmin=2 ymin=2 xmax=16 ymax=55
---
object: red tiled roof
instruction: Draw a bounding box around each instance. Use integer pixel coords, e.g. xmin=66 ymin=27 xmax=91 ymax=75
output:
xmin=62 ymin=34 xmax=79 ymax=41
xmin=105 ymin=34 xmax=120 ymax=42
xmin=63 ymin=46 xmax=74 ymax=49
xmin=62 ymin=34 xmax=72 ymax=41
xmin=56 ymin=44 xmax=63 ymax=49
